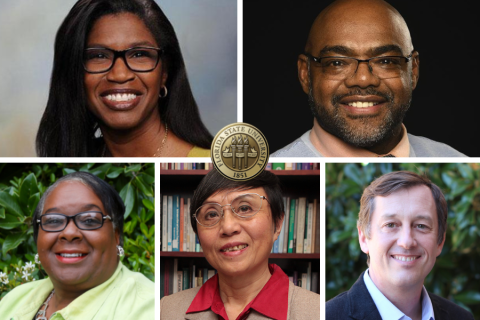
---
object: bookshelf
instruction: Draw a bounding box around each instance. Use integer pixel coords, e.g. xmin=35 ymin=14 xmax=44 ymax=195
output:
xmin=160 ymin=163 xmax=320 ymax=298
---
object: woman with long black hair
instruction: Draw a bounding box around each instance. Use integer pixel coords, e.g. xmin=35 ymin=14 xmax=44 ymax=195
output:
xmin=36 ymin=0 xmax=212 ymax=157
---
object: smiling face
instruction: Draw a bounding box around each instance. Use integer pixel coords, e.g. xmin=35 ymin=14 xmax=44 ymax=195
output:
xmin=84 ymin=13 xmax=167 ymax=131
xmin=196 ymin=187 xmax=282 ymax=277
xmin=37 ymin=181 xmax=119 ymax=292
xmin=299 ymin=0 xmax=419 ymax=148
xmin=358 ymin=185 xmax=445 ymax=293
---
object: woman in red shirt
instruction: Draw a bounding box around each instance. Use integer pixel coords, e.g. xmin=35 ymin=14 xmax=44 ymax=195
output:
xmin=160 ymin=170 xmax=320 ymax=320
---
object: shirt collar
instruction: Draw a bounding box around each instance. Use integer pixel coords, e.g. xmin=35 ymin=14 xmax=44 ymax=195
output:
xmin=55 ymin=262 xmax=123 ymax=319
xmin=309 ymin=121 xmax=410 ymax=157
xmin=364 ymin=269 xmax=435 ymax=320
xmin=186 ymin=264 xmax=289 ymax=320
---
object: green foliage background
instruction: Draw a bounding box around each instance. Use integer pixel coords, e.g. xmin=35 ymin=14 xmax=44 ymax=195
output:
xmin=0 ymin=163 xmax=154 ymax=299
xmin=326 ymin=163 xmax=480 ymax=318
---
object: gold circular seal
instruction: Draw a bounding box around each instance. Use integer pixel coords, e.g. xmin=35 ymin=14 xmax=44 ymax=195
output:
xmin=211 ymin=123 xmax=269 ymax=181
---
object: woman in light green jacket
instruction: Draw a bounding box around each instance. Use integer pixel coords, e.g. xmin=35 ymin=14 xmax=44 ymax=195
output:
xmin=0 ymin=172 xmax=154 ymax=320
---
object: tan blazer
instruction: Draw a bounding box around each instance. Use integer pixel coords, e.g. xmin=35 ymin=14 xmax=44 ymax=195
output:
xmin=160 ymin=281 xmax=320 ymax=320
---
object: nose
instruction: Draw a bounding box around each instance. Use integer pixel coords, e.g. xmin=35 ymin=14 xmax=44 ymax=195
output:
xmin=219 ymin=206 xmax=241 ymax=236
xmin=106 ymin=57 xmax=135 ymax=83
xmin=344 ymin=61 xmax=381 ymax=88
xmin=59 ymin=218 xmax=83 ymax=241
xmin=397 ymin=227 xmax=416 ymax=249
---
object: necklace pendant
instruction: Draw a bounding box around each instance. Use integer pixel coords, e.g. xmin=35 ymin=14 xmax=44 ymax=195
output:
xmin=36 ymin=311 xmax=47 ymax=320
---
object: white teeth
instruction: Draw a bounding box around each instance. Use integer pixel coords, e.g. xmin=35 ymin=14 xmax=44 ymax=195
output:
xmin=60 ymin=253 xmax=84 ymax=258
xmin=394 ymin=255 xmax=417 ymax=262
xmin=105 ymin=93 xmax=137 ymax=102
xmin=221 ymin=244 xmax=248 ymax=252
xmin=347 ymin=101 xmax=377 ymax=108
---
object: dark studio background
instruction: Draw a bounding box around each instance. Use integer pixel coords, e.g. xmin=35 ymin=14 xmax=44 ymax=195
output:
xmin=243 ymin=1 xmax=479 ymax=156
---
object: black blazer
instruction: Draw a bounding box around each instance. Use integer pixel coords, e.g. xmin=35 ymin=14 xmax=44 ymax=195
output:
xmin=326 ymin=272 xmax=474 ymax=320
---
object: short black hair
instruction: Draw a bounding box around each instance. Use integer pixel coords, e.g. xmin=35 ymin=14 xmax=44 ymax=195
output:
xmin=36 ymin=0 xmax=212 ymax=156
xmin=33 ymin=172 xmax=125 ymax=246
xmin=190 ymin=170 xmax=284 ymax=234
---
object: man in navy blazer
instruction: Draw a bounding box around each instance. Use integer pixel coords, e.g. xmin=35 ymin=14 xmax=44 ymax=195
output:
xmin=327 ymin=171 xmax=474 ymax=320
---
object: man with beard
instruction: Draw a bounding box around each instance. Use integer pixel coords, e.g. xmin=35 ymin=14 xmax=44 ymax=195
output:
xmin=271 ymin=0 xmax=465 ymax=157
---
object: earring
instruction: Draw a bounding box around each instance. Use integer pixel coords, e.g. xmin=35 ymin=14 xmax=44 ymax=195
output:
xmin=117 ymin=245 xmax=124 ymax=257
xmin=35 ymin=253 xmax=41 ymax=265
xmin=159 ymin=86 xmax=168 ymax=98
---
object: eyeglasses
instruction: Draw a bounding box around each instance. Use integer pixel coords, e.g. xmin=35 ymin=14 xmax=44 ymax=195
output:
xmin=193 ymin=193 xmax=269 ymax=227
xmin=83 ymin=47 xmax=164 ymax=73
xmin=37 ymin=211 xmax=112 ymax=232
xmin=304 ymin=51 xmax=415 ymax=80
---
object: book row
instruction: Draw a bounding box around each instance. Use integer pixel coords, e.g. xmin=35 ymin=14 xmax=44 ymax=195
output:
xmin=159 ymin=163 xmax=320 ymax=171
xmin=161 ymin=259 xmax=319 ymax=298
xmin=268 ymin=163 xmax=320 ymax=170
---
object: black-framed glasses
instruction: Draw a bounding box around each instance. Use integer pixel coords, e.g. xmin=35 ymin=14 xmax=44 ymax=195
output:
xmin=37 ymin=211 xmax=112 ymax=232
xmin=304 ymin=50 xmax=415 ymax=80
xmin=83 ymin=46 xmax=164 ymax=73
xmin=193 ymin=193 xmax=269 ymax=227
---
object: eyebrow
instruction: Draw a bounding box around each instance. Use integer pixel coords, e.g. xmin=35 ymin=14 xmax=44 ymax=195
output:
xmin=86 ymin=41 xmax=157 ymax=49
xmin=318 ymin=44 xmax=405 ymax=57
xmin=44 ymin=204 xmax=102 ymax=214
xmin=380 ymin=213 xmax=434 ymax=223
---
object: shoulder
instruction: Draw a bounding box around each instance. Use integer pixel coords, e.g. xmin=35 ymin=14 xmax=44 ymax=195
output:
xmin=187 ymin=146 xmax=210 ymax=157
xmin=326 ymin=290 xmax=350 ymax=318
xmin=429 ymin=292 xmax=474 ymax=319
xmin=271 ymin=131 xmax=320 ymax=157
xmin=0 ymin=279 xmax=51 ymax=318
xmin=118 ymin=265 xmax=154 ymax=296
xmin=326 ymin=272 xmax=380 ymax=320
xmin=288 ymin=282 xmax=320 ymax=318
xmin=160 ymin=287 xmax=201 ymax=319
xmin=408 ymin=134 xmax=467 ymax=157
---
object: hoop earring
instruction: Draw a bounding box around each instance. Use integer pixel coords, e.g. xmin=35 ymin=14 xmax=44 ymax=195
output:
xmin=159 ymin=86 xmax=168 ymax=98
xmin=117 ymin=245 xmax=125 ymax=257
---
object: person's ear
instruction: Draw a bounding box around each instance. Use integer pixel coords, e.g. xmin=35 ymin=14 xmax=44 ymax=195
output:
xmin=115 ymin=228 xmax=120 ymax=246
xmin=436 ymin=231 xmax=446 ymax=257
xmin=411 ymin=51 xmax=420 ymax=90
xmin=273 ymin=213 xmax=285 ymax=241
xmin=358 ymin=226 xmax=369 ymax=254
xmin=298 ymin=54 xmax=311 ymax=95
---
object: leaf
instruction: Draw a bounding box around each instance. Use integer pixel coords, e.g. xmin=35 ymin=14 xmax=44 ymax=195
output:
xmin=63 ymin=168 xmax=76 ymax=175
xmin=0 ymin=214 xmax=23 ymax=230
xmin=454 ymin=291 xmax=480 ymax=304
xmin=145 ymin=165 xmax=154 ymax=178
xmin=140 ymin=222 xmax=149 ymax=237
xmin=2 ymin=232 xmax=28 ymax=255
xmin=329 ymin=230 xmax=352 ymax=244
xmin=141 ymin=172 xmax=154 ymax=185
xmin=89 ymin=163 xmax=112 ymax=179
xmin=0 ymin=191 xmax=24 ymax=217
xmin=119 ymin=183 xmax=135 ymax=219
xmin=19 ymin=173 xmax=39 ymax=208
xmin=106 ymin=166 xmax=124 ymax=179
xmin=344 ymin=164 xmax=363 ymax=186
xmin=135 ymin=176 xmax=153 ymax=197
xmin=28 ymin=193 xmax=41 ymax=217
xmin=0 ymin=207 xmax=5 ymax=219
xmin=126 ymin=164 xmax=142 ymax=173
xmin=142 ymin=198 xmax=154 ymax=211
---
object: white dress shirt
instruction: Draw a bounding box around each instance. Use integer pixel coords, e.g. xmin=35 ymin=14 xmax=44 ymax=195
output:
xmin=364 ymin=269 xmax=435 ymax=320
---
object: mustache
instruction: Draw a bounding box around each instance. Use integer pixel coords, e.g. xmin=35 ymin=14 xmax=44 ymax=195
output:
xmin=331 ymin=88 xmax=394 ymax=106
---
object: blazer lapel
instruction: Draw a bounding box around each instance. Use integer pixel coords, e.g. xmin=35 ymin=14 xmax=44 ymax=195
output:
xmin=430 ymin=293 xmax=449 ymax=320
xmin=184 ymin=309 xmax=218 ymax=320
xmin=347 ymin=272 xmax=383 ymax=320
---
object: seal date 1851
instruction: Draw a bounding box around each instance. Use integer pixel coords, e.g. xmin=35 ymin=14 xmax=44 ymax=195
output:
xmin=211 ymin=123 xmax=269 ymax=181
